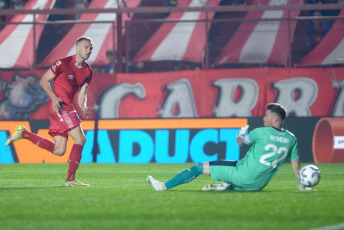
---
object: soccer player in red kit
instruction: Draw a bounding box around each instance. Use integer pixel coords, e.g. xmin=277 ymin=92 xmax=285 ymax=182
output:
xmin=5 ymin=36 xmax=93 ymax=187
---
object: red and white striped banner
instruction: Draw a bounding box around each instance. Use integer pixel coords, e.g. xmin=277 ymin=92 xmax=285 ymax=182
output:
xmin=213 ymin=0 xmax=302 ymax=66
xmin=39 ymin=0 xmax=140 ymax=67
xmin=298 ymin=10 xmax=344 ymax=66
xmin=0 ymin=0 xmax=56 ymax=68
xmin=131 ymin=0 xmax=220 ymax=63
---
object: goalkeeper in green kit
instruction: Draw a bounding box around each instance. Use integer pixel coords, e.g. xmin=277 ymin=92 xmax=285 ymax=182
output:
xmin=147 ymin=103 xmax=311 ymax=191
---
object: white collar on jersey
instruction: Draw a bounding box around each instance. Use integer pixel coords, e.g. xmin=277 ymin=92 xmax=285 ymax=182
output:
xmin=75 ymin=63 xmax=85 ymax=69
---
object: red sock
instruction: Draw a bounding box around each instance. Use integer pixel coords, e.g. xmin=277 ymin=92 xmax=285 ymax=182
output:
xmin=67 ymin=144 xmax=83 ymax=181
xmin=22 ymin=130 xmax=54 ymax=153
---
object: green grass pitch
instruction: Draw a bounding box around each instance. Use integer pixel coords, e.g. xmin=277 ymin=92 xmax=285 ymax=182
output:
xmin=0 ymin=163 xmax=343 ymax=230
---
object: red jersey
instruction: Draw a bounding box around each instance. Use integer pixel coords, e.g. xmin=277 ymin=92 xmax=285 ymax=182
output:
xmin=50 ymin=55 xmax=92 ymax=105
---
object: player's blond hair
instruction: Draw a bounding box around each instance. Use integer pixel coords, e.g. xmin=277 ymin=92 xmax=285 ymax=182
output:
xmin=76 ymin=36 xmax=92 ymax=47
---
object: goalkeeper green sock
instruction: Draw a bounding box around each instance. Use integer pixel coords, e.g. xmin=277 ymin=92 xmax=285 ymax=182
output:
xmin=165 ymin=163 xmax=203 ymax=189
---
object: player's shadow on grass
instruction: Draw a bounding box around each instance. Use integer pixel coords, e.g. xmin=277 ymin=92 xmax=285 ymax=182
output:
xmin=160 ymin=189 xmax=275 ymax=193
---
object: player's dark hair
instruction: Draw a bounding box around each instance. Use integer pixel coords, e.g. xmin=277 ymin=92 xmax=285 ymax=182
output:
xmin=76 ymin=36 xmax=92 ymax=46
xmin=266 ymin=103 xmax=287 ymax=121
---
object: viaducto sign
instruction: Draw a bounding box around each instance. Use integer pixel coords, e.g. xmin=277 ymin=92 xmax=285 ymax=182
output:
xmin=0 ymin=119 xmax=247 ymax=163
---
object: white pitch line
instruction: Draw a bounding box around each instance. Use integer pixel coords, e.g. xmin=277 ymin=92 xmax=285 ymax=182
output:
xmin=310 ymin=223 xmax=344 ymax=230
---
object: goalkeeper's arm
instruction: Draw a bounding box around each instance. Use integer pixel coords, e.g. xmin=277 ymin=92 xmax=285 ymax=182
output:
xmin=236 ymin=125 xmax=249 ymax=147
xmin=291 ymin=159 xmax=315 ymax=191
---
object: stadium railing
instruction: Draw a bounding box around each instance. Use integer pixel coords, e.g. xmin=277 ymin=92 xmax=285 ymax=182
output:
xmin=0 ymin=4 xmax=343 ymax=72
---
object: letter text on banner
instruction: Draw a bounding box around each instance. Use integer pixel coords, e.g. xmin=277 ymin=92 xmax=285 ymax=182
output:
xmin=334 ymin=136 xmax=344 ymax=149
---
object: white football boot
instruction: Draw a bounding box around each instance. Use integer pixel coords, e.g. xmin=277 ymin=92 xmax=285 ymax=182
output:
xmin=202 ymin=182 xmax=230 ymax=191
xmin=147 ymin=175 xmax=166 ymax=191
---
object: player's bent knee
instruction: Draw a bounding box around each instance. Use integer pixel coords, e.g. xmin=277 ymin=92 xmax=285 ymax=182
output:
xmin=74 ymin=136 xmax=86 ymax=146
xmin=80 ymin=136 xmax=86 ymax=146
xmin=202 ymin=162 xmax=210 ymax=175
xmin=53 ymin=148 xmax=66 ymax=156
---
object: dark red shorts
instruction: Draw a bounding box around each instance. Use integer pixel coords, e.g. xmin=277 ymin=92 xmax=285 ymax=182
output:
xmin=48 ymin=100 xmax=81 ymax=139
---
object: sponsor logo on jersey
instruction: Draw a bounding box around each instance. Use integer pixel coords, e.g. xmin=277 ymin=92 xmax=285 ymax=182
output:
xmin=56 ymin=61 xmax=61 ymax=66
xmin=52 ymin=65 xmax=56 ymax=72
xmin=75 ymin=113 xmax=80 ymax=121
xmin=68 ymin=75 xmax=75 ymax=80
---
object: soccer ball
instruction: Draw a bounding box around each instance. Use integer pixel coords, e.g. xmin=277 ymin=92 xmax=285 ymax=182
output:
xmin=299 ymin=165 xmax=321 ymax=187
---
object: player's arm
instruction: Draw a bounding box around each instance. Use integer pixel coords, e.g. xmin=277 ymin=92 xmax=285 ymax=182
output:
xmin=236 ymin=125 xmax=249 ymax=146
xmin=291 ymin=159 xmax=314 ymax=191
xmin=78 ymin=83 xmax=89 ymax=117
xmin=40 ymin=69 xmax=62 ymax=112
xmin=237 ymin=136 xmax=245 ymax=146
xmin=291 ymin=159 xmax=301 ymax=184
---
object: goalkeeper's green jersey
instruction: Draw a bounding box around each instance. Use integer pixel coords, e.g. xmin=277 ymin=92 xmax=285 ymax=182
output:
xmin=216 ymin=127 xmax=299 ymax=191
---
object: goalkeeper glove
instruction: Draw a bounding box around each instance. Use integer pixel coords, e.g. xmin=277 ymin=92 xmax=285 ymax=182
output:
xmin=299 ymin=184 xmax=316 ymax=191
xmin=237 ymin=125 xmax=249 ymax=137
